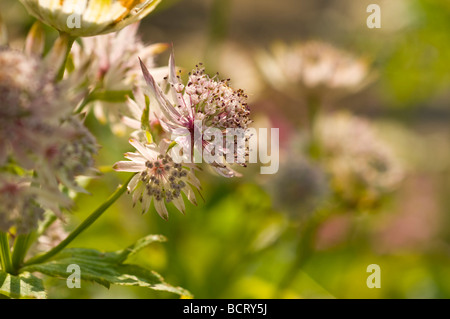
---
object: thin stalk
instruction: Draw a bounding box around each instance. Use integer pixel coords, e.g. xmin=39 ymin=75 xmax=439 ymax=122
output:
xmin=0 ymin=232 xmax=12 ymax=274
xmin=56 ymin=32 xmax=76 ymax=81
xmin=23 ymin=175 xmax=133 ymax=267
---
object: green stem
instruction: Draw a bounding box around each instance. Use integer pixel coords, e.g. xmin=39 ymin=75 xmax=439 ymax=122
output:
xmin=56 ymin=32 xmax=76 ymax=81
xmin=11 ymin=233 xmax=34 ymax=273
xmin=0 ymin=232 xmax=12 ymax=274
xmin=23 ymin=175 xmax=133 ymax=267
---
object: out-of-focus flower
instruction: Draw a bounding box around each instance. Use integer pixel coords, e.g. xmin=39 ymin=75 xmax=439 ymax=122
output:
xmin=33 ymin=219 xmax=68 ymax=253
xmin=71 ymin=22 xmax=168 ymax=135
xmin=0 ymin=48 xmax=68 ymax=167
xmin=138 ymin=53 xmax=253 ymax=177
xmin=0 ymin=174 xmax=67 ymax=234
xmin=113 ymin=138 xmax=201 ymax=220
xmin=18 ymin=0 xmax=161 ymax=37
xmin=0 ymin=175 xmax=44 ymax=234
xmin=265 ymin=156 xmax=329 ymax=219
xmin=213 ymin=41 xmax=265 ymax=102
xmin=256 ymin=41 xmax=372 ymax=102
xmin=37 ymin=117 xmax=99 ymax=194
xmin=0 ymin=47 xmax=97 ymax=218
xmin=316 ymin=112 xmax=404 ymax=209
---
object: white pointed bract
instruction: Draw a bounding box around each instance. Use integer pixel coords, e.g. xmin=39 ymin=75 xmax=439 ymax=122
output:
xmin=18 ymin=0 xmax=161 ymax=37
xmin=135 ymin=53 xmax=253 ymax=177
xmin=71 ymin=22 xmax=168 ymax=135
xmin=114 ymin=139 xmax=201 ymax=220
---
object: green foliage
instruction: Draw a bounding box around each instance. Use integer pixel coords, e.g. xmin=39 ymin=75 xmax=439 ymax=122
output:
xmin=21 ymin=235 xmax=191 ymax=298
xmin=0 ymin=271 xmax=46 ymax=299
xmin=382 ymin=0 xmax=450 ymax=106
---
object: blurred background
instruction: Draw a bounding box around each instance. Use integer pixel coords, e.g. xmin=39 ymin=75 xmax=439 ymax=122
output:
xmin=1 ymin=0 xmax=450 ymax=298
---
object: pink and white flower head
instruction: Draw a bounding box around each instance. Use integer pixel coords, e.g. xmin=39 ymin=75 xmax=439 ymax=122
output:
xmin=113 ymin=138 xmax=201 ymax=220
xmin=257 ymin=41 xmax=372 ymax=101
xmin=71 ymin=22 xmax=168 ymax=135
xmin=138 ymin=52 xmax=252 ymax=177
xmin=0 ymin=46 xmax=97 ymax=218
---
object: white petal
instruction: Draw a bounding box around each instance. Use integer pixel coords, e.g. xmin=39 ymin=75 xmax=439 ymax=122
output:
xmin=124 ymin=152 xmax=146 ymax=162
xmin=132 ymin=183 xmax=145 ymax=205
xmin=182 ymin=183 xmax=198 ymax=206
xmin=122 ymin=116 xmax=141 ymax=130
xmin=185 ymin=172 xmax=202 ymax=190
xmin=113 ymin=160 xmax=145 ymax=172
xmin=172 ymin=195 xmax=185 ymax=214
xmin=129 ymin=138 xmax=158 ymax=160
xmin=128 ymin=173 xmax=141 ymax=192
xmin=154 ymin=199 xmax=169 ymax=220
xmin=139 ymin=58 xmax=182 ymax=121
xmin=141 ymin=193 xmax=153 ymax=214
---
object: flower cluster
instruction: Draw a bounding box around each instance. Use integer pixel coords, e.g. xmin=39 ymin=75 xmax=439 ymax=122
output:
xmin=257 ymin=41 xmax=371 ymax=101
xmin=135 ymin=54 xmax=252 ymax=177
xmin=3 ymin=0 xmax=254 ymax=227
xmin=0 ymin=44 xmax=97 ymax=233
xmin=71 ymin=22 xmax=168 ymax=134
xmin=114 ymin=139 xmax=201 ymax=220
xmin=315 ymin=112 xmax=404 ymax=209
xmin=114 ymin=53 xmax=253 ymax=218
xmin=0 ymin=174 xmax=44 ymax=234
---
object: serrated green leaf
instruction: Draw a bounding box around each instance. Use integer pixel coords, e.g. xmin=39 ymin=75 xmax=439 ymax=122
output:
xmin=22 ymin=242 xmax=190 ymax=297
xmin=0 ymin=270 xmax=46 ymax=299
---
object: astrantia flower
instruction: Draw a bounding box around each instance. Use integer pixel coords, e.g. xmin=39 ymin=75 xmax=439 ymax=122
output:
xmin=19 ymin=0 xmax=161 ymax=37
xmin=138 ymin=53 xmax=252 ymax=177
xmin=0 ymin=47 xmax=98 ymax=216
xmin=266 ymin=156 xmax=329 ymax=219
xmin=257 ymin=41 xmax=371 ymax=101
xmin=0 ymin=174 xmax=67 ymax=234
xmin=0 ymin=48 xmax=68 ymax=167
xmin=71 ymin=22 xmax=167 ymax=134
xmin=113 ymin=138 xmax=201 ymax=220
xmin=37 ymin=116 xmax=99 ymax=194
xmin=316 ymin=112 xmax=404 ymax=209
